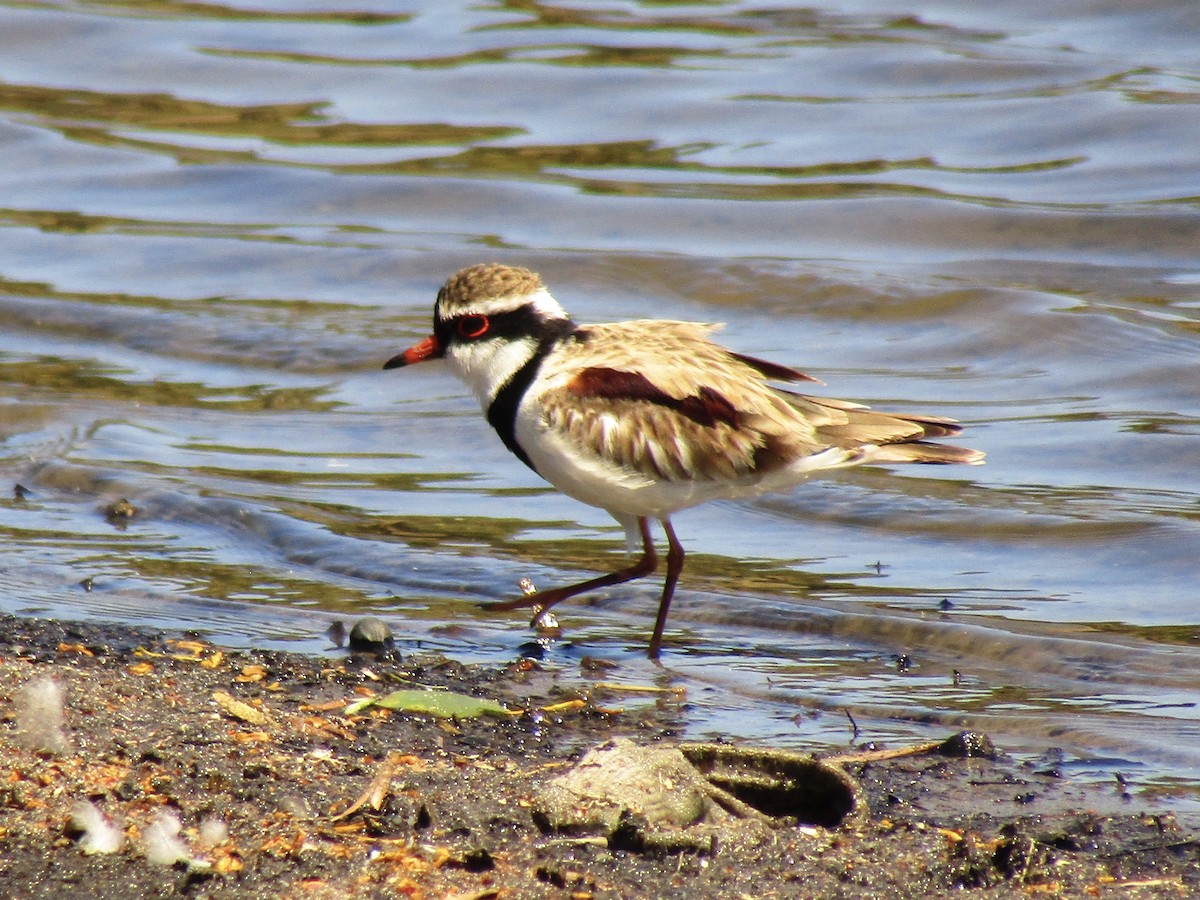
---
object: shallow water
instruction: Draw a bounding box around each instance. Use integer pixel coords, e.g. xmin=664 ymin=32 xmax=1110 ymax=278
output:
xmin=1 ymin=1 xmax=1198 ymax=804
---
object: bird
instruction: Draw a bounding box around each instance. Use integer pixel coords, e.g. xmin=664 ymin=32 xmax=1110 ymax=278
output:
xmin=385 ymin=263 xmax=984 ymax=656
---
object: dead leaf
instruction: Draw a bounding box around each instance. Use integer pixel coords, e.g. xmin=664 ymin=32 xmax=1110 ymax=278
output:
xmin=235 ymin=665 xmax=267 ymax=683
xmin=229 ymin=730 xmax=271 ymax=743
xmin=301 ymin=699 xmax=350 ymax=713
xmin=169 ymin=639 xmax=208 ymax=655
xmin=330 ymin=751 xmax=404 ymax=822
xmin=57 ymin=642 xmax=94 ymax=656
xmin=213 ymin=691 xmax=273 ymax=727
xmin=214 ymin=851 xmax=243 ymax=874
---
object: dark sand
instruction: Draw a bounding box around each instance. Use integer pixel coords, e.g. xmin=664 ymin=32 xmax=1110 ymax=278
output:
xmin=1 ymin=615 xmax=1195 ymax=898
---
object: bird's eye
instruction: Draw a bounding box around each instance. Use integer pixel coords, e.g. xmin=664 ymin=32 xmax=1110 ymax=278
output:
xmin=456 ymin=315 xmax=490 ymax=339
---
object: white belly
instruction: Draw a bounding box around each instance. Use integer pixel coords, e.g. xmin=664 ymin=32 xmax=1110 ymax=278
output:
xmin=513 ymin=399 xmax=850 ymax=520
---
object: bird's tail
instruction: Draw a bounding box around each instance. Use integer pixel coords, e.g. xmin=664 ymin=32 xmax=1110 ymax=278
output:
xmin=866 ymin=441 xmax=985 ymax=465
xmin=779 ymin=392 xmax=986 ymax=467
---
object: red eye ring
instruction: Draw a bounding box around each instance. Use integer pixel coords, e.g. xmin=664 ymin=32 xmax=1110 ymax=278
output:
xmin=456 ymin=315 xmax=490 ymax=339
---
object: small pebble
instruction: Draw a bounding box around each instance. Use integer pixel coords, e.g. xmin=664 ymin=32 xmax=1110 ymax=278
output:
xmin=348 ymin=617 xmax=393 ymax=650
xmin=105 ymin=499 xmax=137 ymax=521
xmin=938 ymin=730 xmax=998 ymax=759
xmin=580 ymin=655 xmax=618 ymax=675
xmin=326 ymin=620 xmax=347 ymax=648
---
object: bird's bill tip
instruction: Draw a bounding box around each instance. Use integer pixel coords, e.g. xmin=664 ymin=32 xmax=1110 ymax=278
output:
xmin=383 ymin=334 xmax=443 ymax=369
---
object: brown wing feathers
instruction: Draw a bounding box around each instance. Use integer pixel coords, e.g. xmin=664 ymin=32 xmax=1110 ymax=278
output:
xmin=568 ymin=367 xmax=741 ymax=430
xmin=777 ymin=391 xmax=983 ymax=464
xmin=727 ymin=352 xmax=821 ymax=384
xmin=555 ymin=367 xmax=758 ymax=480
xmin=543 ymin=321 xmax=983 ymax=478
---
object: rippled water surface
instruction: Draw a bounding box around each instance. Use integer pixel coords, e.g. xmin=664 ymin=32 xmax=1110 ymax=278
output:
xmin=2 ymin=0 xmax=1199 ymax=803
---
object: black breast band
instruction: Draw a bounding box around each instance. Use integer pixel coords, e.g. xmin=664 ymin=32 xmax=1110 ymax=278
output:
xmin=485 ymin=340 xmax=553 ymax=474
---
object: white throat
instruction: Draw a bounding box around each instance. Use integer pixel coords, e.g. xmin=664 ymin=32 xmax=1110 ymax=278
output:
xmin=447 ymin=334 xmax=541 ymax=411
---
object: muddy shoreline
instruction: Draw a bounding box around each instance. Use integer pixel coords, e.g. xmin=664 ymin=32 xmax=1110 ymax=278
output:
xmin=0 ymin=614 xmax=1194 ymax=898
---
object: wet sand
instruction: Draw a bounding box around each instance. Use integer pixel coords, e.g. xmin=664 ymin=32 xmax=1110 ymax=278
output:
xmin=0 ymin=614 xmax=1194 ymax=898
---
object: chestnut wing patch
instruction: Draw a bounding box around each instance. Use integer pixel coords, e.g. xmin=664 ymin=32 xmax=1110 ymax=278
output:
xmin=568 ymin=367 xmax=740 ymax=429
xmin=728 ymin=352 xmax=820 ymax=384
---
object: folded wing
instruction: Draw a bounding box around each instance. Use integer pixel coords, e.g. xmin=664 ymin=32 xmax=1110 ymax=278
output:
xmin=535 ymin=321 xmax=983 ymax=483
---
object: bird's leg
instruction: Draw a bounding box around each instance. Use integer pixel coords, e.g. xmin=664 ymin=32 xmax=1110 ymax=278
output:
xmin=647 ymin=517 xmax=685 ymax=658
xmin=485 ymin=516 xmax=658 ymax=614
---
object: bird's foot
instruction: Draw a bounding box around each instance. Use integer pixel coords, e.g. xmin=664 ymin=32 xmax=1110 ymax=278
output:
xmin=484 ymin=574 xmax=572 ymax=614
xmin=480 ymin=594 xmax=559 ymax=634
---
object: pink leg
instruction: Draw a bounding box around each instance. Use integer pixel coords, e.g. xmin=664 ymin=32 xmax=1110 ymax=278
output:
xmin=647 ymin=517 xmax=685 ymax=658
xmin=486 ymin=516 xmax=658 ymax=615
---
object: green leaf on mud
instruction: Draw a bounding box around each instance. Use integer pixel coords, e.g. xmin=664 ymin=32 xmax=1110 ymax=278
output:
xmin=344 ymin=689 xmax=513 ymax=719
